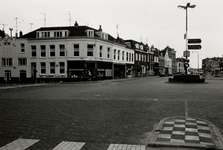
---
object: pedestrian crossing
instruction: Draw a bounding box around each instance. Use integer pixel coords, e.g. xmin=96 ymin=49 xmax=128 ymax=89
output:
xmin=0 ymin=139 xmax=39 ymax=150
xmin=0 ymin=138 xmax=146 ymax=150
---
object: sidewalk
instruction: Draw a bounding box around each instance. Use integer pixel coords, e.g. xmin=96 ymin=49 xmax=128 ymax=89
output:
xmin=146 ymin=116 xmax=223 ymax=150
xmin=0 ymin=83 xmax=45 ymax=89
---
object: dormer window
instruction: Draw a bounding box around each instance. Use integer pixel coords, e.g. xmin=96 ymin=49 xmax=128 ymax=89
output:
xmin=102 ymin=33 xmax=108 ymax=40
xmin=87 ymin=30 xmax=94 ymax=37
xmin=37 ymin=30 xmax=69 ymax=38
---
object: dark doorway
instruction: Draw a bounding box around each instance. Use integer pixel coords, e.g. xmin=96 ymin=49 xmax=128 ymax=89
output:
xmin=20 ymin=70 xmax=26 ymax=83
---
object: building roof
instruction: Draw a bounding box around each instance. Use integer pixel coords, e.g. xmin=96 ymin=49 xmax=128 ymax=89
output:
xmin=124 ymin=39 xmax=148 ymax=52
xmin=20 ymin=23 xmax=119 ymax=44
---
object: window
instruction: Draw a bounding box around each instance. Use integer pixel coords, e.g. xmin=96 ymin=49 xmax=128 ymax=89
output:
xmin=122 ymin=51 xmax=124 ymax=61
xmin=118 ymin=50 xmax=120 ymax=60
xmin=40 ymin=62 xmax=46 ymax=74
xmin=18 ymin=58 xmax=27 ymax=66
xmin=50 ymin=45 xmax=55 ymax=57
xmin=41 ymin=32 xmax=50 ymax=38
xmin=132 ymin=54 xmax=134 ymax=62
xmin=59 ymin=62 xmax=65 ymax=74
xmin=4 ymin=42 xmax=10 ymax=45
xmin=2 ymin=58 xmax=13 ymax=66
xmin=54 ymin=31 xmax=62 ymax=37
xmin=126 ymin=52 xmax=128 ymax=61
xmin=87 ymin=44 xmax=94 ymax=56
xmin=59 ymin=45 xmax=66 ymax=56
xmin=99 ymin=46 xmax=103 ymax=57
xmin=50 ymin=62 xmax=55 ymax=74
xmin=20 ymin=43 xmax=25 ymax=53
xmin=107 ymin=47 xmax=110 ymax=58
xmin=129 ymin=53 xmax=131 ymax=62
xmin=87 ymin=30 xmax=94 ymax=37
xmin=40 ymin=45 xmax=46 ymax=57
xmin=114 ymin=49 xmax=116 ymax=59
xmin=31 ymin=45 xmax=36 ymax=57
xmin=73 ymin=44 xmax=79 ymax=56
xmin=136 ymin=53 xmax=138 ymax=61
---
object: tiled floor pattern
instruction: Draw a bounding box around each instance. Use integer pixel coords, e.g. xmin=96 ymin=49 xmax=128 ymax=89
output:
xmin=0 ymin=138 xmax=146 ymax=150
xmin=154 ymin=117 xmax=216 ymax=149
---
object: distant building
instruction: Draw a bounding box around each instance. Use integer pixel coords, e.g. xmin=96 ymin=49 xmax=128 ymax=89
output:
xmin=159 ymin=46 xmax=176 ymax=75
xmin=176 ymin=58 xmax=185 ymax=73
xmin=125 ymin=40 xmax=153 ymax=77
xmin=202 ymin=57 xmax=223 ymax=75
xmin=151 ymin=46 xmax=159 ymax=75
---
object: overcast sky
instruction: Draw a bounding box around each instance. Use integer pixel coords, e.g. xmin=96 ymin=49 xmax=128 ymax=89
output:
xmin=1 ymin=0 xmax=223 ymax=68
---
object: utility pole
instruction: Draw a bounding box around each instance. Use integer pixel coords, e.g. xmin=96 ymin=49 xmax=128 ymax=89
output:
xmin=178 ymin=3 xmax=196 ymax=75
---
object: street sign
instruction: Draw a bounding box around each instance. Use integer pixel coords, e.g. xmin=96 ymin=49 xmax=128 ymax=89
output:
xmin=187 ymin=39 xmax=202 ymax=44
xmin=187 ymin=38 xmax=202 ymax=50
xmin=183 ymin=51 xmax=190 ymax=57
xmin=188 ymin=45 xmax=202 ymax=50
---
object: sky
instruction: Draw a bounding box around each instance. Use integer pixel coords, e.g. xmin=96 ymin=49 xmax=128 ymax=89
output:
xmin=1 ymin=0 xmax=223 ymax=68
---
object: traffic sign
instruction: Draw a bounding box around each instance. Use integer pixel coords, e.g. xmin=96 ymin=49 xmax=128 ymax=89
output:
xmin=187 ymin=38 xmax=202 ymax=44
xmin=183 ymin=51 xmax=190 ymax=57
xmin=188 ymin=45 xmax=202 ymax=50
xmin=187 ymin=38 xmax=202 ymax=50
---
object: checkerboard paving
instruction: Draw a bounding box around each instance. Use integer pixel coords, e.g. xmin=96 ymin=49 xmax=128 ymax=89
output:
xmin=156 ymin=117 xmax=216 ymax=148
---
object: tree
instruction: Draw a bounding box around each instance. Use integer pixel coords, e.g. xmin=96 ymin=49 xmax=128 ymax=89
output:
xmin=0 ymin=30 xmax=5 ymax=38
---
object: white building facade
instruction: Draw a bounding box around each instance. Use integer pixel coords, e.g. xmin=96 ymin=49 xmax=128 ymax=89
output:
xmin=0 ymin=23 xmax=134 ymax=83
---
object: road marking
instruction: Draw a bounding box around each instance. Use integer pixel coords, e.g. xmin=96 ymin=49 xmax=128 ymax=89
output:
xmin=107 ymin=144 xmax=145 ymax=150
xmin=52 ymin=141 xmax=85 ymax=150
xmin=0 ymin=139 xmax=146 ymax=150
xmin=185 ymin=101 xmax=188 ymax=117
xmin=0 ymin=138 xmax=39 ymax=150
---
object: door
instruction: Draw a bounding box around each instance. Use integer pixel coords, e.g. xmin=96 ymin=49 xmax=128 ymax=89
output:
xmin=4 ymin=70 xmax=11 ymax=83
xmin=20 ymin=70 xmax=26 ymax=83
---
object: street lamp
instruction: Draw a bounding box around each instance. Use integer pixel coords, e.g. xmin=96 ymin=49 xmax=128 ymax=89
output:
xmin=192 ymin=51 xmax=199 ymax=75
xmin=178 ymin=3 xmax=196 ymax=75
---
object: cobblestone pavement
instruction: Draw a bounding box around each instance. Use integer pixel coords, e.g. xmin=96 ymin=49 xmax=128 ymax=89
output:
xmin=0 ymin=77 xmax=223 ymax=149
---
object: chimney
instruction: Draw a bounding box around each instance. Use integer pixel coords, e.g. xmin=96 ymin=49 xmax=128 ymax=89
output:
xmin=19 ymin=31 xmax=23 ymax=37
xmin=74 ymin=21 xmax=78 ymax=27
xmin=98 ymin=25 xmax=102 ymax=31
xmin=9 ymin=28 xmax=13 ymax=37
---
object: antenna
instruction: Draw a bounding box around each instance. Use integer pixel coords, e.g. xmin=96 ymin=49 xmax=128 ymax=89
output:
xmin=41 ymin=13 xmax=46 ymax=27
xmin=116 ymin=24 xmax=119 ymax=37
xmin=0 ymin=23 xmax=8 ymax=31
xmin=67 ymin=11 xmax=71 ymax=26
xmin=29 ymin=23 xmax=34 ymax=31
xmin=15 ymin=17 xmax=18 ymax=37
xmin=14 ymin=18 xmax=24 ymax=37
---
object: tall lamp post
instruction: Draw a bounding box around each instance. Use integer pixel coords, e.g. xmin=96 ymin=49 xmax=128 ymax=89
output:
xmin=178 ymin=3 xmax=196 ymax=75
xmin=192 ymin=51 xmax=199 ymax=75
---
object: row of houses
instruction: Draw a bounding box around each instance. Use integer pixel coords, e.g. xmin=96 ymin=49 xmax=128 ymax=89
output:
xmin=202 ymin=57 xmax=223 ymax=75
xmin=0 ymin=22 xmax=185 ymax=83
